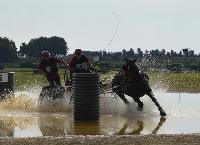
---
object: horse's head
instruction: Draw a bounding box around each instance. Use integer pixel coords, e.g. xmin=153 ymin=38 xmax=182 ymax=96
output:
xmin=122 ymin=58 xmax=139 ymax=79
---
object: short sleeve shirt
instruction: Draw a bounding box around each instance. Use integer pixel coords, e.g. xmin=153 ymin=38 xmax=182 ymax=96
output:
xmin=38 ymin=57 xmax=63 ymax=75
xmin=69 ymin=55 xmax=89 ymax=69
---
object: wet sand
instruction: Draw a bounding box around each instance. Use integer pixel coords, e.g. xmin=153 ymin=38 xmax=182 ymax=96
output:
xmin=1 ymin=134 xmax=200 ymax=145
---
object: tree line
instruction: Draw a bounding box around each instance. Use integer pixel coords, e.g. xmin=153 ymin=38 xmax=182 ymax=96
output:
xmin=84 ymin=48 xmax=198 ymax=60
xmin=0 ymin=36 xmax=199 ymax=63
xmin=0 ymin=36 xmax=69 ymax=63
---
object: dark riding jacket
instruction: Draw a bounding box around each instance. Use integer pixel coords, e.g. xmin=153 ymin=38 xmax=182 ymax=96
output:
xmin=38 ymin=57 xmax=63 ymax=80
xmin=69 ymin=55 xmax=89 ymax=69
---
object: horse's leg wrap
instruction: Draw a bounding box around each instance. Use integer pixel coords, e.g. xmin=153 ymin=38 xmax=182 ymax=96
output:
xmin=147 ymin=92 xmax=166 ymax=116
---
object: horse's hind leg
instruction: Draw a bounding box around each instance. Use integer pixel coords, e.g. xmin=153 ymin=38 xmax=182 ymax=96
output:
xmin=117 ymin=93 xmax=129 ymax=105
xmin=147 ymin=92 xmax=166 ymax=116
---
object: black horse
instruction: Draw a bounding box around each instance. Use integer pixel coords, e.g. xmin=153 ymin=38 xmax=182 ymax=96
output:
xmin=111 ymin=58 xmax=166 ymax=116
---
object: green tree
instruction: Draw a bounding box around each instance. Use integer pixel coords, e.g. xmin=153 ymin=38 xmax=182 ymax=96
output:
xmin=0 ymin=37 xmax=18 ymax=63
xmin=122 ymin=49 xmax=127 ymax=56
xmin=127 ymin=48 xmax=134 ymax=58
xmin=19 ymin=36 xmax=69 ymax=59
xmin=137 ymin=48 xmax=143 ymax=58
xmin=188 ymin=50 xmax=194 ymax=57
xmin=182 ymin=48 xmax=189 ymax=56
xmin=18 ymin=42 xmax=29 ymax=57
xmin=112 ymin=52 xmax=122 ymax=60
xmin=170 ymin=50 xmax=178 ymax=57
xmin=160 ymin=49 xmax=166 ymax=57
xmin=150 ymin=49 xmax=157 ymax=57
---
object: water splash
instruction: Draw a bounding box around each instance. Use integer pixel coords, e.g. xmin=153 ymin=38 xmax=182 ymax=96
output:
xmin=0 ymin=95 xmax=37 ymax=112
xmin=38 ymin=99 xmax=72 ymax=113
xmin=0 ymin=84 xmax=73 ymax=113
xmin=100 ymin=93 xmax=127 ymax=115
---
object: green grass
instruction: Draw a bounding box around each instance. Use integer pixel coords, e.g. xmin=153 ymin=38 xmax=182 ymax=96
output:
xmin=2 ymin=68 xmax=33 ymax=72
xmin=1 ymin=68 xmax=200 ymax=93
xmin=98 ymin=70 xmax=200 ymax=93
xmin=149 ymin=71 xmax=200 ymax=93
xmin=0 ymin=68 xmax=68 ymax=90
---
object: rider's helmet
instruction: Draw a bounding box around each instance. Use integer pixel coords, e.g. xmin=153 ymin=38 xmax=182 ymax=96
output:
xmin=75 ymin=49 xmax=82 ymax=56
xmin=42 ymin=51 xmax=50 ymax=57
xmin=42 ymin=51 xmax=50 ymax=60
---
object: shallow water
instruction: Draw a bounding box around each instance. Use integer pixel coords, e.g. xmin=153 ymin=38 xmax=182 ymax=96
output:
xmin=0 ymin=91 xmax=199 ymax=137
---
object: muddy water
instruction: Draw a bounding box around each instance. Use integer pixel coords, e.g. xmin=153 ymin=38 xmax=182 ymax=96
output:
xmin=0 ymin=91 xmax=199 ymax=137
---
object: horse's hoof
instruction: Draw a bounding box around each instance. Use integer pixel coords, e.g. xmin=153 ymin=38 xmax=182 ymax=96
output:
xmin=160 ymin=109 xmax=167 ymax=116
xmin=137 ymin=106 xmax=143 ymax=111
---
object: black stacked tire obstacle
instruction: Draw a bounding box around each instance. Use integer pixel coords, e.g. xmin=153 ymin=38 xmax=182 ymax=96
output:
xmin=72 ymin=73 xmax=100 ymax=121
xmin=0 ymin=72 xmax=15 ymax=99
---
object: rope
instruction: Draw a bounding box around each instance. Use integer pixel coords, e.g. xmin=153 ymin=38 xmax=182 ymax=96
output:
xmin=107 ymin=11 xmax=120 ymax=46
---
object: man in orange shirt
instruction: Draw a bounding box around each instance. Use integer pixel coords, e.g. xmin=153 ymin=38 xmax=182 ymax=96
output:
xmin=38 ymin=51 xmax=67 ymax=86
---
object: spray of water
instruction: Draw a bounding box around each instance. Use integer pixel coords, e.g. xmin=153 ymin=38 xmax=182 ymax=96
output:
xmin=0 ymin=94 xmax=37 ymax=112
xmin=100 ymin=93 xmax=126 ymax=115
xmin=0 ymin=84 xmax=73 ymax=113
xmin=138 ymin=56 xmax=170 ymax=92
xmin=0 ymin=68 xmax=169 ymax=118
xmin=0 ymin=115 xmax=36 ymax=134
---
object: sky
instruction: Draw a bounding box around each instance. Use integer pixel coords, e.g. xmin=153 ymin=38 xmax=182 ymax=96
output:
xmin=1 ymin=0 xmax=200 ymax=54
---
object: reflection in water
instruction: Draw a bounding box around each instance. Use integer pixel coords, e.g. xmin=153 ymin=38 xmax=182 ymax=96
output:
xmin=0 ymin=116 xmax=35 ymax=137
xmin=38 ymin=98 xmax=72 ymax=113
xmin=0 ymin=114 xmax=166 ymax=137
xmin=38 ymin=114 xmax=72 ymax=136
xmin=116 ymin=121 xmax=144 ymax=135
xmin=151 ymin=117 xmax=166 ymax=134
xmin=0 ymin=119 xmax=14 ymax=137
xmin=0 ymin=92 xmax=199 ymax=136
xmin=115 ymin=117 xmax=166 ymax=135
xmin=73 ymin=121 xmax=100 ymax=135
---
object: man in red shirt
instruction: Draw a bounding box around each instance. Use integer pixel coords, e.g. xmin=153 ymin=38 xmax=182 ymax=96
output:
xmin=69 ymin=49 xmax=90 ymax=80
xmin=38 ymin=51 xmax=67 ymax=86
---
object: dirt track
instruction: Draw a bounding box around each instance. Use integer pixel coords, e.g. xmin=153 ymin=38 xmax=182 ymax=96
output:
xmin=1 ymin=134 xmax=200 ymax=145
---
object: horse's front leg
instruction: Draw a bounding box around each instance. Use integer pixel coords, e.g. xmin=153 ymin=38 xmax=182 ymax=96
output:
xmin=132 ymin=96 xmax=144 ymax=111
xmin=116 ymin=92 xmax=129 ymax=105
xmin=147 ymin=91 xmax=166 ymax=116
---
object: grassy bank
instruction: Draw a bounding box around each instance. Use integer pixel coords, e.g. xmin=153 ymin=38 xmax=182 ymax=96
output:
xmin=1 ymin=68 xmax=200 ymax=93
xmin=149 ymin=71 xmax=200 ymax=93
xmin=100 ymin=70 xmax=200 ymax=93
xmin=1 ymin=68 xmax=68 ymax=90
